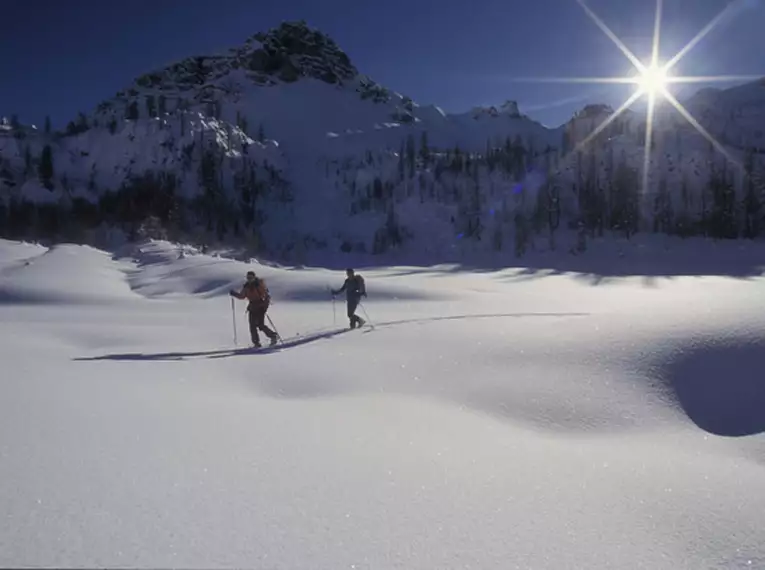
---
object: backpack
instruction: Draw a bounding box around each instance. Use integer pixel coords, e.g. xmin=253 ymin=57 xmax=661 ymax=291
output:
xmin=247 ymin=277 xmax=270 ymax=304
xmin=355 ymin=275 xmax=365 ymax=296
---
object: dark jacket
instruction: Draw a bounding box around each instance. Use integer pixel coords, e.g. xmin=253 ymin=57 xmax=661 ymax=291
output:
xmin=333 ymin=275 xmax=366 ymax=301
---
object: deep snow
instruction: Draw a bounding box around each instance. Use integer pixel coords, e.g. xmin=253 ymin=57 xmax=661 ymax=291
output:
xmin=1 ymin=238 xmax=765 ymax=569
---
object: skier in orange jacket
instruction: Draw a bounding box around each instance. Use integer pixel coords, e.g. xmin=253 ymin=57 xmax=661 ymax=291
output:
xmin=230 ymin=270 xmax=278 ymax=347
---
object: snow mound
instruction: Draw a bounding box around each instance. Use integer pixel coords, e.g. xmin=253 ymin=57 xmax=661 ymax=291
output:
xmin=117 ymin=240 xmax=451 ymax=303
xmin=0 ymin=239 xmax=47 ymax=264
xmin=0 ymin=243 xmax=137 ymax=305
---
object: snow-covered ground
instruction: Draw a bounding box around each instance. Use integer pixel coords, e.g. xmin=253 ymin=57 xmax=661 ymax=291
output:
xmin=1 ymin=237 xmax=765 ymax=569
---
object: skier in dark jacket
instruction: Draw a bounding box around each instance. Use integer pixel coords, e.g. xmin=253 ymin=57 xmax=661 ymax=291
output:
xmin=332 ymin=268 xmax=367 ymax=329
xmin=230 ymin=270 xmax=279 ymax=347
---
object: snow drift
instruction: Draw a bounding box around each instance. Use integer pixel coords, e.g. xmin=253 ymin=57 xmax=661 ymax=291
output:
xmin=1 ymin=237 xmax=765 ymax=568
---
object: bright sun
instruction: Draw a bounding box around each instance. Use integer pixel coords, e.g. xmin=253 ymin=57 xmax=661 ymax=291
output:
xmin=637 ymin=63 xmax=668 ymax=95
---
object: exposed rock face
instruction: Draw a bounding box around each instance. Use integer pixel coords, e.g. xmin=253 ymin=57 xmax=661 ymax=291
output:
xmin=129 ymin=21 xmax=358 ymax=95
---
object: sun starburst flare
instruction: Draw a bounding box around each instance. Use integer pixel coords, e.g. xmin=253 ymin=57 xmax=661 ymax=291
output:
xmin=636 ymin=64 xmax=669 ymax=95
xmin=520 ymin=0 xmax=763 ymax=193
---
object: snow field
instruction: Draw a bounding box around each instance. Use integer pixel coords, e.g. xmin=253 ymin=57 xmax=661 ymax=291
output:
xmin=1 ymin=238 xmax=765 ymax=569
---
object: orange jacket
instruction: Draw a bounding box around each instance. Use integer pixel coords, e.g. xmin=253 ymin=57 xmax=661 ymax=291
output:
xmin=234 ymin=278 xmax=270 ymax=306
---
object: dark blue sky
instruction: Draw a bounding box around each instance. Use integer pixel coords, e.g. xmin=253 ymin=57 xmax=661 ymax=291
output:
xmin=1 ymin=0 xmax=763 ymax=129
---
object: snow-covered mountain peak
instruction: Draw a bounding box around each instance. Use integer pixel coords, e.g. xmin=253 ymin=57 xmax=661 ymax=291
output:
xmin=561 ymin=103 xmax=636 ymax=150
xmin=667 ymin=78 xmax=765 ymax=151
xmin=89 ymin=20 xmax=413 ymax=150
xmin=499 ymin=100 xmax=521 ymax=116
xmin=468 ymin=100 xmax=522 ymax=120
xmin=573 ymin=103 xmax=616 ymax=121
xmin=92 ymin=21 xmax=365 ymax=129
xmin=4 ymin=21 xmax=765 ymax=261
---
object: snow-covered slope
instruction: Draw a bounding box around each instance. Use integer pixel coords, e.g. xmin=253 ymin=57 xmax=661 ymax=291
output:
xmin=2 ymin=236 xmax=765 ymax=568
xmin=0 ymin=112 xmax=284 ymax=201
xmin=101 ymin=21 xmax=557 ymax=152
xmin=1 ymin=21 xmax=764 ymax=261
xmin=662 ymin=80 xmax=765 ymax=151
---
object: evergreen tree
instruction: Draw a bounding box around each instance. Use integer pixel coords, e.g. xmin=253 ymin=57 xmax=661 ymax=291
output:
xmin=258 ymin=123 xmax=265 ymax=142
xmin=419 ymin=131 xmax=430 ymax=166
xmin=604 ymin=144 xmax=615 ymax=229
xmin=77 ymin=112 xmax=88 ymax=131
xmin=38 ymin=145 xmax=54 ymax=190
xmin=198 ymin=149 xmax=219 ymax=231
xmin=126 ymin=101 xmax=139 ymax=120
xmin=547 ymin=182 xmax=561 ymax=250
xmin=451 ymin=146 xmax=463 ymax=173
xmin=652 ymin=176 xmax=673 ymax=234
xmin=561 ymin=128 xmax=571 ymax=155
xmin=405 ymin=134 xmax=416 ymax=178
xmin=24 ymin=146 xmax=32 ymax=175
xmin=372 ymin=176 xmax=384 ymax=202
xmin=512 ymin=134 xmax=525 ymax=178
xmin=486 ymin=138 xmax=497 ymax=172
xmin=675 ymin=175 xmax=693 ymax=237
xmin=709 ymin=161 xmax=737 ymax=239
xmin=88 ymin=166 xmax=97 ymax=194
xmin=146 ymin=95 xmax=157 ymax=118
xmin=398 ymin=141 xmax=405 ymax=181
xmin=742 ymin=148 xmax=762 ymax=238
xmin=587 ymin=151 xmax=602 ymax=235
xmin=611 ymin=152 xmax=639 ymax=238
xmin=526 ymin=136 xmax=535 ymax=161
xmin=636 ymin=125 xmax=646 ymax=148
xmin=514 ymin=210 xmax=529 ymax=257
xmin=236 ymin=111 xmax=249 ymax=135
xmin=384 ymin=206 xmax=402 ymax=248
xmin=492 ymin=222 xmax=503 ymax=251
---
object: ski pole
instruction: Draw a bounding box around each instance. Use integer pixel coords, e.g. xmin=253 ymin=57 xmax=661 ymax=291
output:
xmin=359 ymin=302 xmax=375 ymax=329
xmin=266 ymin=314 xmax=281 ymax=340
xmin=327 ymin=285 xmax=337 ymax=326
xmin=231 ymin=297 xmax=238 ymax=346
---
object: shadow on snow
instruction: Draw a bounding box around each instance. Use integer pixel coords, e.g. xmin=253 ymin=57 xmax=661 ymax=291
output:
xmin=73 ymin=313 xmax=765 ymax=439
xmin=288 ymin=237 xmax=765 ymax=287
xmin=72 ymin=311 xmax=589 ymax=362
xmin=654 ymin=338 xmax=765 ymax=437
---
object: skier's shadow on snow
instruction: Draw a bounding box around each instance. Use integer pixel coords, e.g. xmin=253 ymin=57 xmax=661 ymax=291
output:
xmin=655 ymin=339 xmax=765 ymax=437
xmin=72 ymin=311 xmax=589 ymax=362
xmin=73 ymin=327 xmax=355 ymax=362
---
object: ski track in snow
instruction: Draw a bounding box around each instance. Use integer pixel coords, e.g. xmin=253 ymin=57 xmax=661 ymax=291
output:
xmin=1 ymin=238 xmax=765 ymax=569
